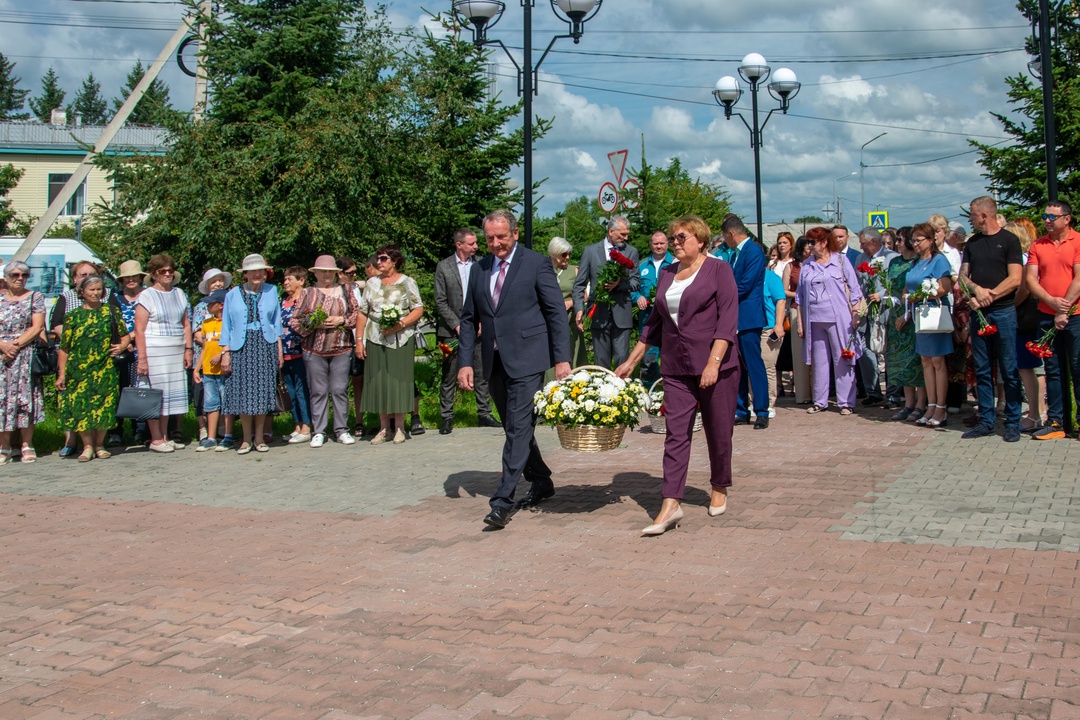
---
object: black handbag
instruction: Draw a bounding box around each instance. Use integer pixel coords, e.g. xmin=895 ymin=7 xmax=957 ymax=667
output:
xmin=275 ymin=372 xmax=292 ymax=414
xmin=30 ymin=334 xmax=58 ymax=377
xmin=110 ymin=306 xmax=134 ymax=364
xmin=116 ymin=377 xmax=164 ymax=420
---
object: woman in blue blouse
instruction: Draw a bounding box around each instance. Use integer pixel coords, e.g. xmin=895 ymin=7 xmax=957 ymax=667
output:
xmin=220 ymin=254 xmax=283 ymax=454
xmin=899 ymin=222 xmax=954 ymax=428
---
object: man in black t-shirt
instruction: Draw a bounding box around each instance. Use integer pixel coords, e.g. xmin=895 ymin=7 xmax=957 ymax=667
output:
xmin=960 ymin=196 xmax=1024 ymax=441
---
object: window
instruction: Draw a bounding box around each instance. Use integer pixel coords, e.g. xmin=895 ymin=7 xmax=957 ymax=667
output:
xmin=47 ymin=173 xmax=86 ymax=217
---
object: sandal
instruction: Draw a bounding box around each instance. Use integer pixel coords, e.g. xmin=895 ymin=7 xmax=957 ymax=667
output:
xmin=254 ymin=443 xmax=270 ymax=453
xmin=95 ymin=448 xmax=112 ymax=459
xmin=906 ymin=407 xmax=926 ymax=423
xmin=20 ymin=446 xmax=37 ymax=463
xmin=916 ymin=404 xmax=937 ymax=426
xmin=78 ymin=446 xmax=94 ymax=463
xmin=891 ymin=407 xmax=915 ymax=422
xmin=839 ymin=407 xmax=854 ymax=416
xmin=236 ymin=443 xmax=253 ymax=455
xmin=806 ymin=405 xmax=825 ymax=414
xmin=0 ymin=449 xmax=11 ymax=466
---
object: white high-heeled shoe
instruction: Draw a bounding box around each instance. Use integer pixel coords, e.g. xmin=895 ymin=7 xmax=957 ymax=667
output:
xmin=708 ymin=501 xmax=727 ymax=517
xmin=641 ymin=506 xmax=684 ymax=536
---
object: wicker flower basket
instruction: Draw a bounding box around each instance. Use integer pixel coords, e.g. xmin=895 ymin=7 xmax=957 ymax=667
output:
xmin=646 ymin=378 xmax=703 ymax=434
xmin=555 ymin=423 xmax=627 ymax=452
xmin=551 ymin=365 xmax=630 ymax=452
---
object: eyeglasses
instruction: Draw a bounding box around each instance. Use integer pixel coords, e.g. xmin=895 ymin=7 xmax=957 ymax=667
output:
xmin=376 ymin=255 xmax=390 ymax=263
xmin=157 ymin=268 xmax=176 ymax=275
xmin=341 ymin=269 xmax=357 ymax=277
xmin=7 ymin=272 xmax=29 ymax=279
xmin=670 ymin=232 xmax=693 ymax=245
xmin=912 ymin=236 xmax=929 ymax=243
xmin=1042 ymin=213 xmax=1067 ymax=222
xmin=559 ymin=252 xmax=570 ymax=258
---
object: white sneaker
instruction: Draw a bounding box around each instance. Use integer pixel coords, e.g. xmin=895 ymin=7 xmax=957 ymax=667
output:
xmin=289 ymin=433 xmax=311 ymax=444
xmin=309 ymin=433 xmax=325 ymax=448
xmin=768 ymin=407 xmax=776 ymax=419
xmin=337 ymin=432 xmax=356 ymax=445
xmin=148 ymin=442 xmax=174 ymax=454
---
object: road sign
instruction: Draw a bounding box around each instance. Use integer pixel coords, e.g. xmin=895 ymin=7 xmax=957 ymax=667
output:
xmin=598 ymin=182 xmax=619 ymax=213
xmin=621 ymin=178 xmax=640 ymax=210
xmin=608 ymin=150 xmax=628 ymax=186
xmin=868 ymin=211 xmax=889 ymax=230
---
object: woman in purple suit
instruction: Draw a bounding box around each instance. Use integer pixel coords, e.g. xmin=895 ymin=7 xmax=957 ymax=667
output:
xmin=616 ymin=216 xmax=740 ymax=536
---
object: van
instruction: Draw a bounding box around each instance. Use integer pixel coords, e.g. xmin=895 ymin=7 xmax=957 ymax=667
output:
xmin=0 ymin=237 xmax=115 ymax=309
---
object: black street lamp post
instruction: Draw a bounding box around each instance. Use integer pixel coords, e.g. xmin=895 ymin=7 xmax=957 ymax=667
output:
xmin=453 ymin=0 xmax=603 ymax=247
xmin=713 ymin=54 xmax=800 ymax=244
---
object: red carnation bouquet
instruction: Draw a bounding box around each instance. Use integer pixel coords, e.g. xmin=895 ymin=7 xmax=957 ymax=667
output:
xmin=438 ymin=339 xmax=458 ymax=359
xmin=956 ymin=276 xmax=998 ymax=337
xmin=1026 ymin=302 xmax=1079 ymax=358
xmin=589 ymin=248 xmax=637 ymax=317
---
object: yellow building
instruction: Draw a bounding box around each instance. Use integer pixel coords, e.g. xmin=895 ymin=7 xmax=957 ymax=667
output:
xmin=0 ymin=121 xmax=169 ymax=221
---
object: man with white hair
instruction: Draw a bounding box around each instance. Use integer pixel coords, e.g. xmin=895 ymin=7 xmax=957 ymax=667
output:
xmin=853 ymin=227 xmax=897 ymax=405
xmin=573 ymin=216 xmax=641 ymax=369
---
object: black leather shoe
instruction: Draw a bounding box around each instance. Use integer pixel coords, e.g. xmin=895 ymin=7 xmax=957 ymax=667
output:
xmin=861 ymin=396 xmax=884 ymax=406
xmin=483 ymin=506 xmax=510 ymax=528
xmin=477 ymin=415 xmax=502 ymax=428
xmin=733 ymin=415 xmax=750 ymax=426
xmin=753 ymin=416 xmax=769 ymax=430
xmin=439 ymin=419 xmax=453 ymax=435
xmin=410 ymin=416 xmax=425 ymax=435
xmin=517 ymin=484 xmax=555 ymax=509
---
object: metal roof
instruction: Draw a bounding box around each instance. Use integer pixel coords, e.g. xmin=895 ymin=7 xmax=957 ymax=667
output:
xmin=0 ymin=121 xmax=170 ymax=154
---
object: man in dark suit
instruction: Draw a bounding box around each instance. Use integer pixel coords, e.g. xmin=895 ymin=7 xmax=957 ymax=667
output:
xmin=458 ymin=210 xmax=572 ymax=529
xmin=721 ymin=215 xmax=770 ymax=429
xmin=434 ymin=228 xmax=499 ymax=434
xmin=572 ymin=216 xmax=640 ymax=369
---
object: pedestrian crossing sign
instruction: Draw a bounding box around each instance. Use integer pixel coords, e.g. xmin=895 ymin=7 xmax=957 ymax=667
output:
xmin=868 ymin=211 xmax=889 ymax=230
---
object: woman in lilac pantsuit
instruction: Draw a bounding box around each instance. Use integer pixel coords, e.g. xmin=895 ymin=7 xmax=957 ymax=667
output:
xmin=795 ymin=226 xmax=865 ymax=415
xmin=616 ymin=216 xmax=740 ymax=537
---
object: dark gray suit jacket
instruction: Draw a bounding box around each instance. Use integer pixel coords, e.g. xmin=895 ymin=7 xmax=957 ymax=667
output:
xmin=459 ymin=245 xmax=570 ymax=381
xmin=434 ymin=253 xmax=477 ymax=341
xmin=572 ymin=240 xmax=640 ymax=329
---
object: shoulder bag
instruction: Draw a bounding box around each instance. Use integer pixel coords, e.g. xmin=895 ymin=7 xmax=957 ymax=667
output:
xmin=914 ymin=299 xmax=955 ymax=334
xmin=110 ymin=305 xmax=134 ymax=365
xmin=116 ymin=376 xmax=164 ymax=420
xmin=25 ymin=293 xmax=59 ymax=378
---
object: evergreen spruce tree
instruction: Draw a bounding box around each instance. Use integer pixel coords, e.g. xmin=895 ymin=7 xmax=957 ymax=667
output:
xmin=29 ymin=68 xmax=66 ymax=123
xmin=112 ymin=61 xmax=178 ymax=126
xmin=0 ymin=53 xmax=30 ymax=120
xmin=68 ymin=73 xmax=109 ymax=125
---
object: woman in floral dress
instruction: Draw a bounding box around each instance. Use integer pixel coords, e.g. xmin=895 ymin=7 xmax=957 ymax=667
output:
xmin=0 ymin=261 xmax=46 ymax=464
xmin=56 ymin=276 xmax=130 ymax=462
xmin=883 ymin=228 xmax=926 ymax=421
xmin=356 ymin=244 xmax=424 ymax=445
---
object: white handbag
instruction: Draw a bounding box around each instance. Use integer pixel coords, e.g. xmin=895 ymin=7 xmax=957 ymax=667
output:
xmin=913 ymin=301 xmax=954 ymax=334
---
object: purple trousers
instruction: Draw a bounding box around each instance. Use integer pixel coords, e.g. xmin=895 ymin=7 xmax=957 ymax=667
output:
xmin=660 ymin=368 xmax=738 ymax=500
xmin=810 ymin=321 xmax=857 ymax=409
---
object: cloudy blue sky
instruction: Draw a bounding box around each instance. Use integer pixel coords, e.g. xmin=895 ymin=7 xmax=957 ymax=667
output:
xmin=2 ymin=0 xmax=1033 ymax=230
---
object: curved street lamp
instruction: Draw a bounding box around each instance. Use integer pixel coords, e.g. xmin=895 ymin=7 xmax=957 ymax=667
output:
xmin=713 ymin=53 xmax=800 ymax=244
xmin=454 ymin=0 xmax=603 ymax=247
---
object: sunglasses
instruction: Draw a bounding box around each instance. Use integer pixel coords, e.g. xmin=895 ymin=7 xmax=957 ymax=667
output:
xmin=7 ymin=272 xmax=29 ymax=279
xmin=670 ymin=232 xmax=693 ymax=245
xmin=341 ymin=269 xmax=357 ymax=277
xmin=376 ymin=255 xmax=391 ymax=263
xmin=1042 ymin=213 xmax=1067 ymax=221
xmin=157 ymin=268 xmax=176 ymax=275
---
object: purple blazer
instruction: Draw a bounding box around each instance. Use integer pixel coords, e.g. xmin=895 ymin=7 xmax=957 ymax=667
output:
xmin=795 ymin=252 xmax=864 ymax=364
xmin=642 ymin=257 xmax=740 ymax=375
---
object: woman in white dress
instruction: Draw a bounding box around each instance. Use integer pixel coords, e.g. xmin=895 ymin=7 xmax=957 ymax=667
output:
xmin=134 ymin=254 xmax=193 ymax=453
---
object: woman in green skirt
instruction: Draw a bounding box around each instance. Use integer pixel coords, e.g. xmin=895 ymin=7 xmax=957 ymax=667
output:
xmin=356 ymin=245 xmax=424 ymax=445
xmin=56 ymin=276 xmax=131 ymax=461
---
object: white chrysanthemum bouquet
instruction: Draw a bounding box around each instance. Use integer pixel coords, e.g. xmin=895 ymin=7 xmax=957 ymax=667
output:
xmin=534 ymin=370 xmax=648 ymax=429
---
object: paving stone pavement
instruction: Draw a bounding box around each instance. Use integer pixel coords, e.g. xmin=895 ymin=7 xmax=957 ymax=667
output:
xmin=1 ymin=402 xmax=1078 ymax=719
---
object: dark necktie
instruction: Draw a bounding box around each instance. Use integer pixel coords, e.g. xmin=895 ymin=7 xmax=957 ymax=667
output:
xmin=492 ymin=260 xmax=507 ymax=306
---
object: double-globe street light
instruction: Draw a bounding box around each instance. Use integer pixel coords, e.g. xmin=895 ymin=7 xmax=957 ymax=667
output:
xmin=453 ymin=0 xmax=603 ymax=248
xmin=713 ymin=54 xmax=800 ymax=245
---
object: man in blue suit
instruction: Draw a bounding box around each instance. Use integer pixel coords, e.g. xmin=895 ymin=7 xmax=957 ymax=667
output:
xmin=721 ymin=215 xmax=770 ymax=429
xmin=458 ymin=209 xmax=571 ymax=529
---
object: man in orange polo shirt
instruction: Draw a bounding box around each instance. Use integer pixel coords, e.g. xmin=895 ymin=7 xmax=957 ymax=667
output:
xmin=1025 ymin=200 xmax=1080 ymax=439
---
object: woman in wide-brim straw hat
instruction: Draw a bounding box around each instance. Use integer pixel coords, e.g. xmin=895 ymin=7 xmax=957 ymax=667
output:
xmin=219 ymin=253 xmax=283 ymax=455
xmin=106 ymin=260 xmax=149 ymax=447
xmin=287 ymin=254 xmax=358 ymax=448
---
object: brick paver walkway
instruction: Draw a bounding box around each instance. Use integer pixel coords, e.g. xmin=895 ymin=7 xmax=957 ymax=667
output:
xmin=1 ymin=403 xmax=1078 ymax=719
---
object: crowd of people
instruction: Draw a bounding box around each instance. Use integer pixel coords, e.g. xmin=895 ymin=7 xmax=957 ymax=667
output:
xmin=2 ymin=199 xmax=1076 ymax=541
xmin=0 ymin=246 xmax=427 ymax=463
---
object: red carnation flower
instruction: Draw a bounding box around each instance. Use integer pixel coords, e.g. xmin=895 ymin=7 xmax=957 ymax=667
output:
xmin=840 ymin=348 xmax=855 ymax=360
xmin=609 ymin=248 xmax=637 ymax=270
xmin=977 ymin=324 xmax=998 ymax=337
xmin=857 ymin=261 xmax=874 ymax=275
